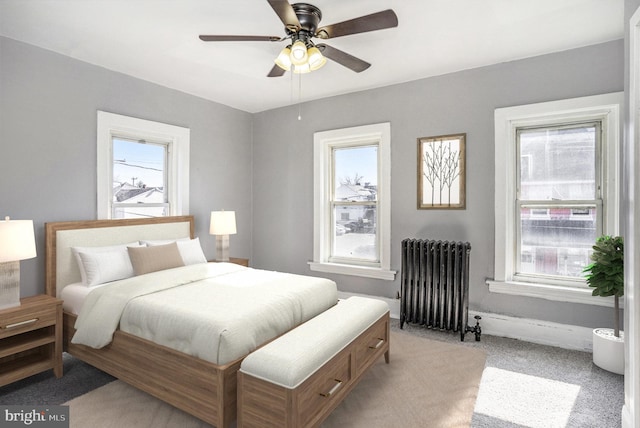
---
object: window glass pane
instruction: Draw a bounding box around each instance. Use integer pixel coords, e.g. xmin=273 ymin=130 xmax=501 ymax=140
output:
xmin=519 ymin=206 xmax=596 ymax=277
xmin=113 ymin=204 xmax=169 ymax=219
xmin=112 ymin=138 xmax=166 ymax=204
xmin=519 ymin=125 xmax=596 ymax=200
xmin=333 ymin=145 xmax=377 ymax=201
xmin=333 ymin=204 xmax=377 ymax=261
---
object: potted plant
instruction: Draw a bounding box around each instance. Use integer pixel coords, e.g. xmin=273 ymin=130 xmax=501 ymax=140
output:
xmin=583 ymin=235 xmax=624 ymax=374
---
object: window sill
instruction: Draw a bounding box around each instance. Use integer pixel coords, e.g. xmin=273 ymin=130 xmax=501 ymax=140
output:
xmin=308 ymin=262 xmax=396 ymax=280
xmin=486 ymin=279 xmax=618 ymax=308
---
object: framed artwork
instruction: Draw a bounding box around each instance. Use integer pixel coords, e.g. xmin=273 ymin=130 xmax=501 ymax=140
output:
xmin=417 ymin=133 xmax=466 ymax=209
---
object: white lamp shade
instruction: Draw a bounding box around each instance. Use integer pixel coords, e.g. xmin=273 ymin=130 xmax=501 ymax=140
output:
xmin=0 ymin=218 xmax=37 ymax=263
xmin=210 ymin=211 xmax=237 ymax=235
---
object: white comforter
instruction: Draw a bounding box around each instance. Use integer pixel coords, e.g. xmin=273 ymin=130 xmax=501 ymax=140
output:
xmin=72 ymin=263 xmax=338 ymax=364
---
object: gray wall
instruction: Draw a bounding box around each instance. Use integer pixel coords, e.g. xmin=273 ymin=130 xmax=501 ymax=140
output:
xmin=1 ymin=34 xmax=626 ymax=330
xmin=252 ymin=40 xmax=624 ymax=329
xmin=0 ymin=37 xmax=253 ymax=297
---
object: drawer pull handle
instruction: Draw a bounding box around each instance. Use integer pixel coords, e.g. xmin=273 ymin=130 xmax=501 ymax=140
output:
xmin=319 ymin=379 xmax=343 ymax=398
xmin=368 ymin=338 xmax=385 ymax=350
xmin=3 ymin=318 xmax=39 ymax=329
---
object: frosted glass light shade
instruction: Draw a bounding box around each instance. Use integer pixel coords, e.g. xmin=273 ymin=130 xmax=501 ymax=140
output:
xmin=307 ymin=46 xmax=327 ymax=71
xmin=293 ymin=63 xmax=311 ymax=74
xmin=274 ymin=46 xmax=292 ymax=71
xmin=290 ymin=40 xmax=308 ymax=66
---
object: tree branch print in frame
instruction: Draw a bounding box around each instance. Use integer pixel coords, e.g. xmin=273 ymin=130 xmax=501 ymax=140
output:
xmin=418 ymin=133 xmax=466 ymax=209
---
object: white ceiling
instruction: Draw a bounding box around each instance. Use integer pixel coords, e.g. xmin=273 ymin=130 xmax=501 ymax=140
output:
xmin=0 ymin=0 xmax=624 ymax=113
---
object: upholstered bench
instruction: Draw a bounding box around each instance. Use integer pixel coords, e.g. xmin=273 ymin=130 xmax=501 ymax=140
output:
xmin=237 ymin=296 xmax=390 ymax=428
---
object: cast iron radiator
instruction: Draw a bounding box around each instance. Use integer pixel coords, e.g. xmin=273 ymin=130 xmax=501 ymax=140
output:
xmin=400 ymin=238 xmax=481 ymax=341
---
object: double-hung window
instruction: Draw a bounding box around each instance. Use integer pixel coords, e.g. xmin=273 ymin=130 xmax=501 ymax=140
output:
xmin=516 ymin=122 xmax=601 ymax=280
xmin=97 ymin=111 xmax=190 ymax=219
xmin=491 ymin=93 xmax=622 ymax=305
xmin=310 ymin=122 xmax=395 ymax=280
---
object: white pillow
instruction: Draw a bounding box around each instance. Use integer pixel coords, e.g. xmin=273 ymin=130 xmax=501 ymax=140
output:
xmin=143 ymin=237 xmax=207 ymax=266
xmin=72 ymin=242 xmax=141 ymax=286
xmin=176 ymin=238 xmax=207 ymax=265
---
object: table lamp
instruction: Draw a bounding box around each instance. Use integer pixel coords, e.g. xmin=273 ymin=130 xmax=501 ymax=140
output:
xmin=209 ymin=211 xmax=237 ymax=262
xmin=0 ymin=217 xmax=37 ymax=309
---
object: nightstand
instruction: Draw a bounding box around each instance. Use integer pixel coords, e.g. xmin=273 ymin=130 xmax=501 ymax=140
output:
xmin=210 ymin=257 xmax=249 ymax=267
xmin=0 ymin=294 xmax=63 ymax=386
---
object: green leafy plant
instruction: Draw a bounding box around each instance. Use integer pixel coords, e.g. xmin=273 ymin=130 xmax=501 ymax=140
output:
xmin=583 ymin=235 xmax=624 ymax=337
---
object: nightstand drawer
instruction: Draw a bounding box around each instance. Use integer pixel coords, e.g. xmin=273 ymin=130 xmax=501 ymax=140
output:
xmin=0 ymin=305 xmax=57 ymax=340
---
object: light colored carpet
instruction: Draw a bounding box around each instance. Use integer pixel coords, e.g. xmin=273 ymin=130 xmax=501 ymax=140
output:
xmin=64 ymin=330 xmax=487 ymax=428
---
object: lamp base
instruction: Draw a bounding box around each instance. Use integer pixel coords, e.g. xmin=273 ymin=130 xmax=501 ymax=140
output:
xmin=216 ymin=235 xmax=230 ymax=262
xmin=0 ymin=261 xmax=20 ymax=310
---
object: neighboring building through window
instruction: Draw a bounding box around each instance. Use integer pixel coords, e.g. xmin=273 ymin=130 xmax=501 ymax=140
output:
xmin=490 ymin=93 xmax=622 ymax=306
xmin=97 ymin=111 xmax=190 ymax=219
xmin=112 ymin=137 xmax=168 ymax=218
xmin=310 ymin=122 xmax=395 ymax=280
xmin=332 ymin=145 xmax=378 ymax=262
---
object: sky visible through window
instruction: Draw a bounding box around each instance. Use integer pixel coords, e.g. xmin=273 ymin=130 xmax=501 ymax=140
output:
xmin=334 ymin=145 xmax=377 ymax=186
xmin=113 ymin=138 xmax=165 ymax=188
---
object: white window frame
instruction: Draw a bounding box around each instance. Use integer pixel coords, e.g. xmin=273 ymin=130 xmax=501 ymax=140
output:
xmin=309 ymin=122 xmax=396 ymax=280
xmin=97 ymin=111 xmax=190 ymax=219
xmin=489 ymin=93 xmax=623 ymax=307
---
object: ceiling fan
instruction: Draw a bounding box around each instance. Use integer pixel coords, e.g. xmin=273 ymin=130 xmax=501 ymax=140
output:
xmin=199 ymin=0 xmax=398 ymax=77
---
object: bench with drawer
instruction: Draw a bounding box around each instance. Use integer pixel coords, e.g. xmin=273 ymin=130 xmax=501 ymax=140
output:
xmin=237 ymin=296 xmax=390 ymax=428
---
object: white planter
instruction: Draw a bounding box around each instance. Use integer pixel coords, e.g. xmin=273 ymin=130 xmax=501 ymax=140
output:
xmin=592 ymin=328 xmax=624 ymax=375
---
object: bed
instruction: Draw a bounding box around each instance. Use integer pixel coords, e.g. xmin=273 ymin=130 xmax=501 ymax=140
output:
xmin=44 ymin=216 xmax=338 ymax=427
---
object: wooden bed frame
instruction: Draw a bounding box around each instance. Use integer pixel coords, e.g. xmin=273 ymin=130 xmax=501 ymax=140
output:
xmin=45 ymin=216 xmax=239 ymax=427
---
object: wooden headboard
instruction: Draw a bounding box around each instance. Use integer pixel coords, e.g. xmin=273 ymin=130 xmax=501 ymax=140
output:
xmin=45 ymin=216 xmax=195 ymax=298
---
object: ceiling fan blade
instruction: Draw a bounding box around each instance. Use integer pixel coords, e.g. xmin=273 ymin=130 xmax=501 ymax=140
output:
xmin=267 ymin=0 xmax=301 ymax=31
xmin=316 ymin=44 xmax=370 ymax=73
xmin=199 ymin=35 xmax=281 ymax=42
xmin=267 ymin=64 xmax=287 ymax=77
xmin=315 ymin=9 xmax=398 ymax=39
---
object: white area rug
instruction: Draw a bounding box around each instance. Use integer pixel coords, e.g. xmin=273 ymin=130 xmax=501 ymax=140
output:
xmin=65 ymin=331 xmax=487 ymax=428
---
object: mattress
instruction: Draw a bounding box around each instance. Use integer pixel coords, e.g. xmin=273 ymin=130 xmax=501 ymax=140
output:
xmin=70 ymin=263 xmax=338 ymax=365
xmin=61 ymin=282 xmax=106 ymax=314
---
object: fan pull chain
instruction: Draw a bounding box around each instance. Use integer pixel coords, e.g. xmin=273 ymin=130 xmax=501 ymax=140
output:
xmin=290 ymin=67 xmax=295 ymax=105
xmin=298 ymin=72 xmax=302 ymax=121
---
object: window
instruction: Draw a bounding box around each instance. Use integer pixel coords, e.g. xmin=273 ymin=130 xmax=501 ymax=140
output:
xmin=517 ymin=122 xmax=601 ymax=280
xmin=97 ymin=111 xmax=190 ymax=219
xmin=310 ymin=122 xmax=395 ymax=280
xmin=490 ymin=93 xmax=622 ymax=306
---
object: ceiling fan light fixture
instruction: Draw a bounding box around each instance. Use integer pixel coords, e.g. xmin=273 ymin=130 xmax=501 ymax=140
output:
xmin=274 ymin=45 xmax=292 ymax=71
xmin=307 ymin=45 xmax=327 ymax=71
xmin=290 ymin=40 xmax=308 ymax=66
xmin=200 ymin=4 xmax=399 ymax=78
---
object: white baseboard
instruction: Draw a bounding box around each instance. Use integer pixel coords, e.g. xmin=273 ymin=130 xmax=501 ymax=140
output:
xmin=622 ymin=404 xmax=632 ymax=428
xmin=337 ymin=291 xmax=593 ymax=351
xmin=469 ymin=310 xmax=594 ymax=352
